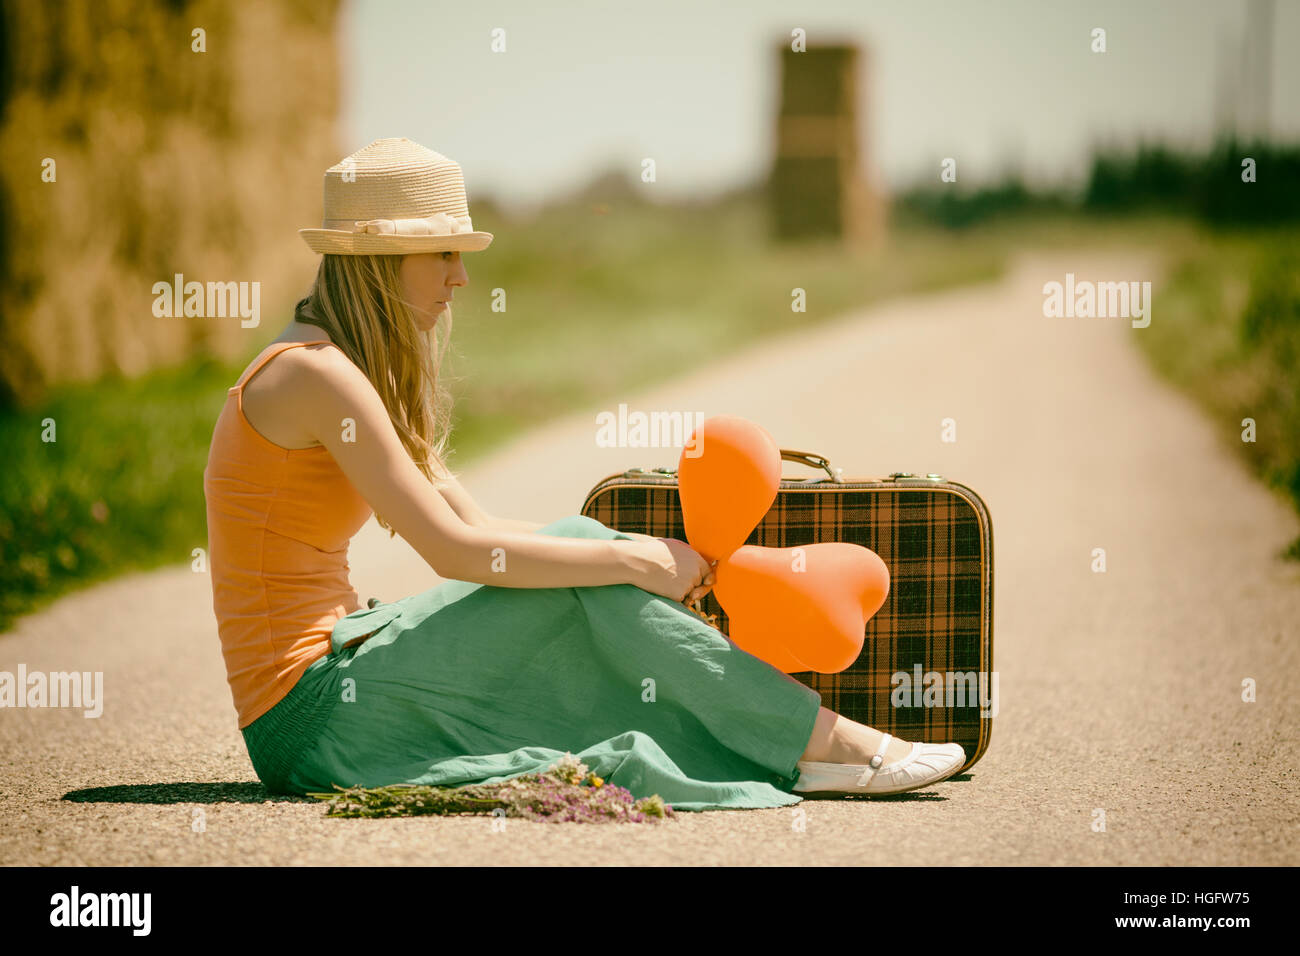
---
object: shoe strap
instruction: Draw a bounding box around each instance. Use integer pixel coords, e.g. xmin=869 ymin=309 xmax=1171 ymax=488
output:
xmin=855 ymin=733 xmax=893 ymax=787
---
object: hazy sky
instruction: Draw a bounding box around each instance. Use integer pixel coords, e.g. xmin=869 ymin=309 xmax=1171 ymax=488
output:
xmin=341 ymin=0 xmax=1297 ymax=214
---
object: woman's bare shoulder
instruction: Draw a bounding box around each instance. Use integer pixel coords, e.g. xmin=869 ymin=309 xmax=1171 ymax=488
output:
xmin=272 ymin=339 xmax=405 ymax=451
xmin=242 ymin=332 xmax=373 ymax=447
xmin=267 ymin=339 xmax=360 ymax=387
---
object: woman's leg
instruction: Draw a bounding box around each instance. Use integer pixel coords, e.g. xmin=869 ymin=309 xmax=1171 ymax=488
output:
xmin=801 ymin=707 xmax=915 ymax=764
xmin=272 ymin=514 xmax=825 ymax=809
xmin=267 ymin=513 xmax=919 ymax=806
xmin=559 ymin=515 xmax=914 ymax=771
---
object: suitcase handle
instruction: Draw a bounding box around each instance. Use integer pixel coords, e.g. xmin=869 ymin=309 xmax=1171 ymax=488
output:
xmin=779 ymin=451 xmax=949 ymax=484
xmin=778 ymin=449 xmax=843 ymax=482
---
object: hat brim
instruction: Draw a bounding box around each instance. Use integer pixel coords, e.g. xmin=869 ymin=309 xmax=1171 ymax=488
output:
xmin=299 ymin=229 xmax=493 ymax=255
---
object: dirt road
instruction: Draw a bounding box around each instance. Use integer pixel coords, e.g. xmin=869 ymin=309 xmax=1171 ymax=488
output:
xmin=3 ymin=248 xmax=1296 ymax=865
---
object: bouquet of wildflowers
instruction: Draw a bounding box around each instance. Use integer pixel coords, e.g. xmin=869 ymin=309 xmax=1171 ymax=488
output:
xmin=307 ymin=753 xmax=675 ymax=823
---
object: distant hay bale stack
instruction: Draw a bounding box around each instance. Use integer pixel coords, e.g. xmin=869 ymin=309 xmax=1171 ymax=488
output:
xmin=767 ymin=41 xmax=886 ymax=249
xmin=0 ymin=0 xmax=341 ymax=408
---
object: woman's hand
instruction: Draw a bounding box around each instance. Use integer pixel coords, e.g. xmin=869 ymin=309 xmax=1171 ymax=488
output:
xmin=687 ymin=562 xmax=718 ymax=605
xmin=618 ymin=536 xmax=716 ymax=605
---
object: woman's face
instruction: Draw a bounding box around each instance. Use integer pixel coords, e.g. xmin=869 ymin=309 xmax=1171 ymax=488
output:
xmin=399 ymin=251 xmax=468 ymax=331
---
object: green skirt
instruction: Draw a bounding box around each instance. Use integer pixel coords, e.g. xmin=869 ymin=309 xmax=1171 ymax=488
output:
xmin=241 ymin=514 xmax=822 ymax=811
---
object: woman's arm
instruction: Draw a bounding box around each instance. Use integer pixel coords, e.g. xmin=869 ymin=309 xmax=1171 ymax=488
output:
xmin=434 ymin=473 xmax=548 ymax=533
xmin=290 ymin=347 xmax=705 ymax=598
xmin=481 ymin=515 xmax=548 ymax=532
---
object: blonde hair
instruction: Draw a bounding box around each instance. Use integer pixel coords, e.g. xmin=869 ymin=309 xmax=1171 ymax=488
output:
xmin=295 ymin=253 xmax=460 ymax=535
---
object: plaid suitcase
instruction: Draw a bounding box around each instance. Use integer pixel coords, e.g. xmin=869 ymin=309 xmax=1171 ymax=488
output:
xmin=580 ymin=449 xmax=995 ymax=773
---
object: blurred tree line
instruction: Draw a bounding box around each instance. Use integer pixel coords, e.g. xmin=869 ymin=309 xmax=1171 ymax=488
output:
xmin=896 ymin=138 xmax=1300 ymax=229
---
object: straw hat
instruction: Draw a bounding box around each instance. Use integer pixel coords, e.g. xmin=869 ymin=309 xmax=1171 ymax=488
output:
xmin=299 ymin=138 xmax=493 ymax=255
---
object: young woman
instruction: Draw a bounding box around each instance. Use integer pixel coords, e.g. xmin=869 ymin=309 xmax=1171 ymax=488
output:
xmin=203 ymin=138 xmax=966 ymax=811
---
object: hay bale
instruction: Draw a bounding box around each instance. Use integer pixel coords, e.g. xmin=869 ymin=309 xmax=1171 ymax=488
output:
xmin=768 ymin=41 xmax=885 ymax=248
xmin=0 ymin=0 xmax=342 ymax=407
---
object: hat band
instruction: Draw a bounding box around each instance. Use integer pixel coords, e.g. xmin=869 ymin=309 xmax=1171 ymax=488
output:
xmin=321 ymin=211 xmax=473 ymax=237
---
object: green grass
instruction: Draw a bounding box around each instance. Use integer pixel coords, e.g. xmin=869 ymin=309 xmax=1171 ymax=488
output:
xmin=0 ymin=354 xmax=240 ymax=628
xmin=9 ymin=192 xmax=1289 ymax=631
xmin=1132 ymin=224 xmax=1300 ymax=557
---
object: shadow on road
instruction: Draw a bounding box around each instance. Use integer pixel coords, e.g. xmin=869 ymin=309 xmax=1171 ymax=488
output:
xmin=60 ymin=776 xmax=973 ymax=806
xmin=60 ymin=782 xmax=314 ymax=804
xmin=793 ymin=771 xmax=974 ymax=801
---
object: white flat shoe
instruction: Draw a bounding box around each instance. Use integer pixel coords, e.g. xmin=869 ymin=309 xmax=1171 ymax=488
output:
xmin=793 ymin=733 xmax=966 ymax=796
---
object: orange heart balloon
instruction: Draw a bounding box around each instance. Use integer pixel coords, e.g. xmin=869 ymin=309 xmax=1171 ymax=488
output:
xmin=676 ymin=415 xmax=781 ymax=563
xmin=713 ymin=542 xmax=890 ymax=673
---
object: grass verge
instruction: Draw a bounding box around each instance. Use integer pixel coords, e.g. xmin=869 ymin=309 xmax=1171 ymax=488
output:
xmin=1135 ymin=224 xmax=1300 ymax=557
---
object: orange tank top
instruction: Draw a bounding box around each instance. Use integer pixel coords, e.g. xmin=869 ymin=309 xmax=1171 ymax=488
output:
xmin=203 ymin=340 xmax=373 ymax=729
